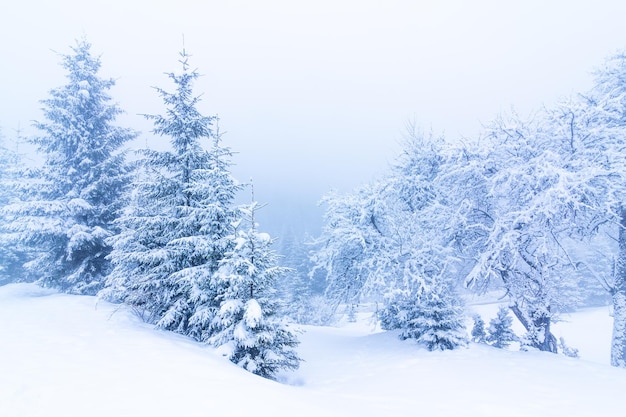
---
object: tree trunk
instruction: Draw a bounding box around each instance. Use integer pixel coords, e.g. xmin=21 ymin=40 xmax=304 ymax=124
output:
xmin=532 ymin=311 xmax=558 ymax=353
xmin=510 ymin=304 xmax=558 ymax=353
xmin=611 ymin=206 xmax=626 ymax=367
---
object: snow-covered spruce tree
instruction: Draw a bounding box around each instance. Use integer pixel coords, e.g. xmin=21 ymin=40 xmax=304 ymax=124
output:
xmin=3 ymin=39 xmax=136 ymax=294
xmin=105 ymin=49 xmax=241 ymax=337
xmin=379 ymin=250 xmax=467 ymax=350
xmin=0 ymin=130 xmax=25 ymax=285
xmin=471 ymin=314 xmax=487 ymax=344
xmin=409 ymin=288 xmax=467 ymax=351
xmin=209 ymin=199 xmax=301 ymax=379
xmin=380 ymin=278 xmax=468 ymax=351
xmin=486 ymin=306 xmax=517 ymax=349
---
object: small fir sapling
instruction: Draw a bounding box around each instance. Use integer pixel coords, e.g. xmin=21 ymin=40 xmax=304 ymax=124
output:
xmin=486 ymin=306 xmax=518 ymax=349
xmin=471 ymin=314 xmax=487 ymax=343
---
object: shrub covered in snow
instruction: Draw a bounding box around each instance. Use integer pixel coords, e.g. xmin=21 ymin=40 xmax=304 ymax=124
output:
xmin=471 ymin=314 xmax=487 ymax=344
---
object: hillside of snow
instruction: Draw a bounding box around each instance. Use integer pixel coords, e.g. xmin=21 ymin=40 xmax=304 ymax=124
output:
xmin=1 ymin=283 xmax=625 ymax=417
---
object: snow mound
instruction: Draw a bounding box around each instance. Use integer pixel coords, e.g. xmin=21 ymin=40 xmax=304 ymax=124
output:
xmin=1 ymin=284 xmax=625 ymax=417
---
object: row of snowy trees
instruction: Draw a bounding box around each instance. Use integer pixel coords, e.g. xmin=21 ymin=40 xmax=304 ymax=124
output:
xmin=0 ymin=39 xmax=299 ymax=379
xmin=471 ymin=308 xmax=518 ymax=349
xmin=312 ymin=52 xmax=626 ymax=367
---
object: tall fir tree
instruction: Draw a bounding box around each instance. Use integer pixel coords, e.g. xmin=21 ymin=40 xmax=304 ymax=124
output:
xmin=105 ymin=49 xmax=241 ymax=337
xmin=3 ymin=39 xmax=136 ymax=294
xmin=209 ymin=196 xmax=301 ymax=379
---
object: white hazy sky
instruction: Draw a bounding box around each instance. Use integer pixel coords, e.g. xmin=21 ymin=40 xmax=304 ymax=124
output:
xmin=2 ymin=0 xmax=626 ymax=231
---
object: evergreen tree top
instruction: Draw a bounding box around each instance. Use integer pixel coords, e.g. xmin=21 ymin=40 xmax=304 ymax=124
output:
xmin=33 ymin=38 xmax=136 ymax=178
xmin=62 ymin=38 xmax=110 ymax=87
xmin=144 ymin=49 xmax=215 ymax=155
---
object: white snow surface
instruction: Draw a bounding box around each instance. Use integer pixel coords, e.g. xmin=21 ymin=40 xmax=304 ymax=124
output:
xmin=1 ymin=283 xmax=625 ymax=417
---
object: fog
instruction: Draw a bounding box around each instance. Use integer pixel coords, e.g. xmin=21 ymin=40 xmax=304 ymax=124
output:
xmin=2 ymin=0 xmax=626 ymax=237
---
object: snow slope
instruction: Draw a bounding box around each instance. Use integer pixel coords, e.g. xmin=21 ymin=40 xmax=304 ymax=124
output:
xmin=1 ymin=284 xmax=625 ymax=417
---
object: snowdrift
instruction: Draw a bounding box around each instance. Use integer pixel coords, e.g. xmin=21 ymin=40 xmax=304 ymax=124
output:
xmin=1 ymin=284 xmax=624 ymax=417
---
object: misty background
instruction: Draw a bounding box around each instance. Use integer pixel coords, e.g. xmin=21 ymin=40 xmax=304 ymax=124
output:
xmin=2 ymin=0 xmax=626 ymax=239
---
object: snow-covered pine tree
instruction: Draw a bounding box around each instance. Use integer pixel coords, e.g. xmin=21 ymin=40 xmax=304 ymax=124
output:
xmin=209 ymin=198 xmax=301 ymax=379
xmin=409 ymin=288 xmax=468 ymax=351
xmin=0 ymin=130 xmax=24 ymax=285
xmin=105 ymin=49 xmax=241 ymax=337
xmin=380 ymin=275 xmax=468 ymax=351
xmin=471 ymin=314 xmax=487 ymax=343
xmin=486 ymin=306 xmax=517 ymax=349
xmin=3 ymin=39 xmax=136 ymax=294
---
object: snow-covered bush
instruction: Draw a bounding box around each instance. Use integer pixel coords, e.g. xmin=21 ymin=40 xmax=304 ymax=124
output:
xmin=558 ymin=337 xmax=580 ymax=358
xmin=471 ymin=314 xmax=487 ymax=343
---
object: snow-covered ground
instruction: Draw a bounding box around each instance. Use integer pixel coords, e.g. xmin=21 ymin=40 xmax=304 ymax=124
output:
xmin=1 ymin=283 xmax=624 ymax=417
